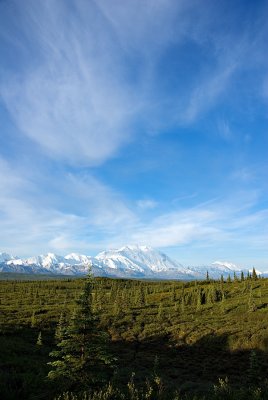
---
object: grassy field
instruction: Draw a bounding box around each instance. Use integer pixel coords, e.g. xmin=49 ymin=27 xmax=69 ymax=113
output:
xmin=0 ymin=275 xmax=268 ymax=399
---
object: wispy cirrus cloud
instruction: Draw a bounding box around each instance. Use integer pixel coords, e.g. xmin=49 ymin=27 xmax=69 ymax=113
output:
xmin=110 ymin=195 xmax=268 ymax=267
xmin=0 ymin=1 xmax=142 ymax=166
xmin=0 ymin=155 xmax=267 ymax=268
xmin=181 ymin=64 xmax=236 ymax=124
xmin=1 ymin=0 xmax=265 ymax=166
xmin=0 ymin=157 xmax=136 ymax=255
xmin=0 ymin=1 xmax=267 ymax=269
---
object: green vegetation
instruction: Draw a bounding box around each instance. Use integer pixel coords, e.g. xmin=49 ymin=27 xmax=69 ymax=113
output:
xmin=48 ymin=274 xmax=114 ymax=390
xmin=0 ymin=274 xmax=268 ymax=399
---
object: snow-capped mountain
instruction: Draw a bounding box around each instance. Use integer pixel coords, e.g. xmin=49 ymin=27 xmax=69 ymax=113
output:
xmin=0 ymin=252 xmax=18 ymax=263
xmin=0 ymin=246 xmax=190 ymax=279
xmin=93 ymin=245 xmax=189 ymax=279
xmin=0 ymin=246 xmax=264 ymax=279
xmin=185 ymin=261 xmax=264 ymax=279
xmin=2 ymin=252 xmax=92 ymax=275
xmin=188 ymin=261 xmax=246 ymax=279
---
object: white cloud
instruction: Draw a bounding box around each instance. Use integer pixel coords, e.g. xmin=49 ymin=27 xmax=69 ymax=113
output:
xmin=105 ymin=195 xmax=268 ymax=260
xmin=0 ymin=0 xmax=257 ymax=167
xmin=0 ymin=1 xmax=142 ymax=166
xmin=113 ymin=208 xmax=220 ymax=248
xmin=0 ymin=156 xmax=267 ymax=267
xmin=217 ymin=119 xmax=233 ymax=141
xmin=97 ymin=0 xmax=190 ymax=56
xmin=0 ymin=1 xmax=267 ymax=268
xmin=137 ymin=199 xmax=158 ymax=210
xmin=63 ymin=172 xmax=137 ymax=228
xmin=0 ymin=157 xmax=136 ymax=255
xmin=181 ymin=64 xmax=236 ymax=124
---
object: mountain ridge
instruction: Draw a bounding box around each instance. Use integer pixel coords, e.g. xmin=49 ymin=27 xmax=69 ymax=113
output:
xmin=0 ymin=246 xmax=262 ymax=280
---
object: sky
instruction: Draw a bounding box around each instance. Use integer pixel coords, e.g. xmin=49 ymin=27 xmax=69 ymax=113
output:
xmin=0 ymin=0 xmax=267 ymax=270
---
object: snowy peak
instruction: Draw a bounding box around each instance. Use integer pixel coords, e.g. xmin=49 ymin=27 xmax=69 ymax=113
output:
xmin=188 ymin=260 xmax=254 ymax=279
xmin=7 ymin=253 xmax=67 ymax=270
xmin=26 ymin=253 xmax=65 ymax=267
xmin=210 ymin=262 xmax=261 ymax=277
xmin=0 ymin=252 xmax=17 ymax=263
xmin=95 ymin=245 xmax=185 ymax=275
xmin=65 ymin=253 xmax=92 ymax=264
xmin=212 ymin=261 xmax=242 ymax=272
xmin=3 ymin=252 xmax=91 ymax=275
xmin=0 ymin=246 xmax=189 ymax=279
xmin=0 ymin=246 xmax=265 ymax=279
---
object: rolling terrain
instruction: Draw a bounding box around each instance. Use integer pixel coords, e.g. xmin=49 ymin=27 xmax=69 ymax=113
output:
xmin=0 ymin=274 xmax=268 ymax=399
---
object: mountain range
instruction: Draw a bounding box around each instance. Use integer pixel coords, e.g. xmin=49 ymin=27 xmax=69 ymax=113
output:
xmin=0 ymin=245 xmax=265 ymax=280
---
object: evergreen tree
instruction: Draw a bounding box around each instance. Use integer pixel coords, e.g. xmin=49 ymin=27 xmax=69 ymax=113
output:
xmin=48 ymin=273 xmax=114 ymax=390
xmin=157 ymin=302 xmax=163 ymax=321
xmin=196 ymin=289 xmax=202 ymax=310
xmin=248 ymin=350 xmax=261 ymax=384
xmin=112 ymin=298 xmax=121 ymax=317
xmin=209 ymin=287 xmax=219 ymax=303
xmin=240 ymin=271 xmax=245 ymax=282
xmin=171 ymin=284 xmax=176 ymax=302
xmin=180 ymin=293 xmax=185 ymax=313
xmin=31 ymin=310 xmax=36 ymax=328
xmin=36 ymin=331 xmax=42 ymax=346
xmin=206 ymin=270 xmax=210 ymax=281
xmin=136 ymin=284 xmax=146 ymax=307
xmin=252 ymin=267 xmax=258 ymax=281
xmin=248 ymin=285 xmax=257 ymax=312
xmin=55 ymin=312 xmax=67 ymax=342
xmin=221 ymin=289 xmax=226 ymax=313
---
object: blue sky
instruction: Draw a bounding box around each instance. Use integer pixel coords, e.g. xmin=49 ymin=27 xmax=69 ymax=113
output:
xmin=0 ymin=0 xmax=267 ymax=269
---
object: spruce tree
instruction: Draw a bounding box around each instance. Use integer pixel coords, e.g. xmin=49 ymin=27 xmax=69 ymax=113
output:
xmin=157 ymin=302 xmax=163 ymax=320
xmin=54 ymin=312 xmax=67 ymax=342
xmin=48 ymin=273 xmax=114 ymax=390
xmin=221 ymin=289 xmax=226 ymax=313
xmin=252 ymin=267 xmax=258 ymax=281
xmin=36 ymin=331 xmax=42 ymax=346
xmin=180 ymin=293 xmax=185 ymax=313
xmin=248 ymin=285 xmax=257 ymax=312
xmin=172 ymin=284 xmax=176 ymax=302
xmin=136 ymin=284 xmax=146 ymax=307
xmin=248 ymin=350 xmax=261 ymax=384
xmin=196 ymin=289 xmax=202 ymax=311
xmin=31 ymin=311 xmax=36 ymax=328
